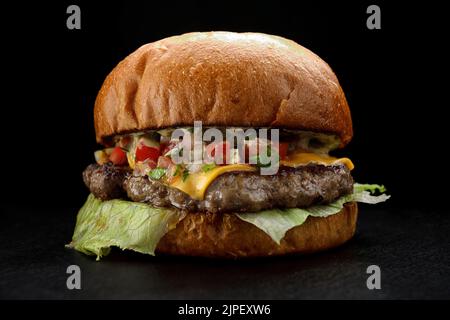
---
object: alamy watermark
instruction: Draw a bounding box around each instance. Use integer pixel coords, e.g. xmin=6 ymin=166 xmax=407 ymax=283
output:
xmin=366 ymin=265 xmax=381 ymax=290
xmin=366 ymin=5 xmax=381 ymax=30
xmin=66 ymin=265 xmax=81 ymax=290
xmin=66 ymin=5 xmax=81 ymax=30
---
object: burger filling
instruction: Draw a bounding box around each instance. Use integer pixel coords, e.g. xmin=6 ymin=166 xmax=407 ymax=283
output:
xmin=83 ymin=128 xmax=354 ymax=212
xmin=84 ymin=163 xmax=353 ymax=213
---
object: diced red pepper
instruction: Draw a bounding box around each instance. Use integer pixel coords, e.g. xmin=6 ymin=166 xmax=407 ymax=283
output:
xmin=244 ymin=140 xmax=289 ymax=163
xmin=206 ymin=141 xmax=231 ymax=165
xmin=146 ymin=159 xmax=157 ymax=169
xmin=117 ymin=136 xmax=132 ymax=149
xmin=244 ymin=143 xmax=256 ymax=163
xmin=157 ymin=156 xmax=173 ymax=169
xmin=160 ymin=140 xmax=177 ymax=157
xmin=136 ymin=145 xmax=160 ymax=163
xmin=109 ymin=147 xmax=128 ymax=166
xmin=276 ymin=142 xmax=289 ymax=160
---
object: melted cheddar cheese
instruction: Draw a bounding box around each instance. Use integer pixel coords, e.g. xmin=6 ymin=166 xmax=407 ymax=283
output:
xmin=280 ymin=153 xmax=354 ymax=170
xmin=169 ymin=164 xmax=257 ymax=200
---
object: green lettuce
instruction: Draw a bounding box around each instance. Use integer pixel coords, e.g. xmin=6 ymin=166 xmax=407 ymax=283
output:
xmin=68 ymin=184 xmax=389 ymax=259
xmin=67 ymin=194 xmax=186 ymax=260
xmin=235 ymin=184 xmax=390 ymax=244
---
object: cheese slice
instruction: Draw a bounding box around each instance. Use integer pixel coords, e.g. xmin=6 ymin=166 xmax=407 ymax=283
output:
xmin=281 ymin=152 xmax=354 ymax=170
xmin=126 ymin=152 xmax=136 ymax=169
xmin=169 ymin=164 xmax=257 ymax=200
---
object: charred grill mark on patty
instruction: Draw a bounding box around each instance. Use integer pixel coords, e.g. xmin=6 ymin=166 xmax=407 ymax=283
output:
xmin=82 ymin=163 xmax=131 ymax=200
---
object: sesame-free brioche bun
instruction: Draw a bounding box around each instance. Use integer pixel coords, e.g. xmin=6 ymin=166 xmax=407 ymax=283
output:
xmin=155 ymin=202 xmax=357 ymax=258
xmin=94 ymin=32 xmax=352 ymax=146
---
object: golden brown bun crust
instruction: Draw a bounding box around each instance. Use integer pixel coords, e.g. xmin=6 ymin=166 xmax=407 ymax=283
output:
xmin=94 ymin=32 xmax=353 ymax=146
xmin=156 ymin=202 xmax=358 ymax=258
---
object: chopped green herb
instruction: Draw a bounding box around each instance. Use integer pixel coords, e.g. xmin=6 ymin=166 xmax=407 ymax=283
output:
xmin=182 ymin=169 xmax=190 ymax=182
xmin=148 ymin=168 xmax=166 ymax=180
xmin=173 ymin=164 xmax=182 ymax=177
xmin=249 ymin=148 xmax=279 ymax=168
xmin=201 ymin=163 xmax=216 ymax=172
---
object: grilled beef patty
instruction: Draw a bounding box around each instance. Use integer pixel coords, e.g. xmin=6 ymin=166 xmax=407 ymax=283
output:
xmin=82 ymin=163 xmax=131 ymax=200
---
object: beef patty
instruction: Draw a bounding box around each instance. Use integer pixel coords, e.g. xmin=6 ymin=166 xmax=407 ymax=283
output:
xmin=82 ymin=163 xmax=131 ymax=200
xmin=83 ymin=163 xmax=353 ymax=213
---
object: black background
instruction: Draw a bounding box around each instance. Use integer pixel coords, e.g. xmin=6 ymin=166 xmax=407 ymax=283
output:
xmin=1 ymin=0 xmax=449 ymax=300
xmin=1 ymin=0 xmax=445 ymax=209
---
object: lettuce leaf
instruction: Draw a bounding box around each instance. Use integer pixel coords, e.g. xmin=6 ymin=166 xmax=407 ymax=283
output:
xmin=67 ymin=194 xmax=186 ymax=260
xmin=353 ymin=183 xmax=386 ymax=194
xmin=235 ymin=183 xmax=390 ymax=244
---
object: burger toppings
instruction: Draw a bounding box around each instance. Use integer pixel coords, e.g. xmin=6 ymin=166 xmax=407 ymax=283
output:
xmin=93 ymin=148 xmax=113 ymax=165
xmin=281 ymin=153 xmax=354 ymax=171
xmin=109 ymin=147 xmax=128 ymax=166
xmin=90 ymin=128 xmax=355 ymax=202
xmin=168 ymin=164 xmax=257 ymax=201
xmin=147 ymin=168 xmax=166 ymax=180
xmin=276 ymin=142 xmax=289 ymax=160
xmin=94 ymin=129 xmax=352 ymax=171
xmin=205 ymin=141 xmax=231 ymax=164
xmin=135 ymin=145 xmax=160 ymax=164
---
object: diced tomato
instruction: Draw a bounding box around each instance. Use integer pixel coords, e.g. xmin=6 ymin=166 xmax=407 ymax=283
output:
xmin=109 ymin=147 xmax=128 ymax=166
xmin=244 ymin=143 xmax=257 ymax=163
xmin=160 ymin=140 xmax=177 ymax=156
xmin=244 ymin=140 xmax=288 ymax=163
xmin=136 ymin=145 xmax=160 ymax=163
xmin=276 ymin=142 xmax=289 ymax=160
xmin=157 ymin=156 xmax=173 ymax=169
xmin=206 ymin=141 xmax=231 ymax=165
xmin=146 ymin=159 xmax=157 ymax=169
xmin=117 ymin=136 xmax=132 ymax=149
xmin=165 ymin=163 xmax=181 ymax=184
xmin=159 ymin=142 xmax=168 ymax=155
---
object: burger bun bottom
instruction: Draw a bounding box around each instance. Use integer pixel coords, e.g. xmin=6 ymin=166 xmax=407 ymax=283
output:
xmin=156 ymin=202 xmax=358 ymax=258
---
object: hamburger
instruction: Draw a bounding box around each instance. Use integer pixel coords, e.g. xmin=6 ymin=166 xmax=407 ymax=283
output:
xmin=68 ymin=32 xmax=389 ymax=259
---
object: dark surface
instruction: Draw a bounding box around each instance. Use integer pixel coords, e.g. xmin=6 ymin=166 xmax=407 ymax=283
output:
xmin=1 ymin=204 xmax=449 ymax=299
